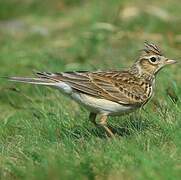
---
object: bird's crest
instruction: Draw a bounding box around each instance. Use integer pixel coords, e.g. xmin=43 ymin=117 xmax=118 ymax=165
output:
xmin=142 ymin=41 xmax=163 ymax=56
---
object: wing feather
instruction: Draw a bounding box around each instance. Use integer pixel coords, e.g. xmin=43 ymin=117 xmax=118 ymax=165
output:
xmin=35 ymin=71 xmax=149 ymax=105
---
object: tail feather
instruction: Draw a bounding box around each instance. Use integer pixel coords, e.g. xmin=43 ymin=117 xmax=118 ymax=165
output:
xmin=1 ymin=75 xmax=73 ymax=94
xmin=6 ymin=76 xmax=56 ymax=86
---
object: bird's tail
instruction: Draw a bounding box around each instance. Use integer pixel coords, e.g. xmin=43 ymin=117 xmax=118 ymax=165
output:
xmin=3 ymin=72 xmax=58 ymax=86
xmin=2 ymin=72 xmax=73 ymax=94
xmin=9 ymin=77 xmax=55 ymax=85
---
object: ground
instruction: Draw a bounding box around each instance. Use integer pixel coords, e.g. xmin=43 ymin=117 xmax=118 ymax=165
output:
xmin=0 ymin=0 xmax=180 ymax=179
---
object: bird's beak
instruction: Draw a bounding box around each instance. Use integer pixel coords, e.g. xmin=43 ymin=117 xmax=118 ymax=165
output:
xmin=165 ymin=59 xmax=177 ymax=65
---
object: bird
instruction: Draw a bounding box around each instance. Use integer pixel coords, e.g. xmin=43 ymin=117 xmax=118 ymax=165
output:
xmin=6 ymin=42 xmax=177 ymax=137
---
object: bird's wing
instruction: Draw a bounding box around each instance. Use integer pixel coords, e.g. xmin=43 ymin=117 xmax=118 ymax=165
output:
xmin=36 ymin=71 xmax=150 ymax=105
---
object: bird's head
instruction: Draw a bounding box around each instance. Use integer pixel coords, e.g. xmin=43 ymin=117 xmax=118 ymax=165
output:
xmin=131 ymin=41 xmax=177 ymax=79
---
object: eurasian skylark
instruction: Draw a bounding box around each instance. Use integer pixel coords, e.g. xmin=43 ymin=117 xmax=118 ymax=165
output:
xmin=7 ymin=42 xmax=176 ymax=137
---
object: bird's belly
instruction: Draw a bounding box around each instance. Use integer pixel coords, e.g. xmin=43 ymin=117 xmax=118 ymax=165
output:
xmin=71 ymin=93 xmax=137 ymax=115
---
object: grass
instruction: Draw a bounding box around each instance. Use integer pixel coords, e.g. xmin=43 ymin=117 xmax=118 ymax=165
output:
xmin=0 ymin=0 xmax=181 ymax=179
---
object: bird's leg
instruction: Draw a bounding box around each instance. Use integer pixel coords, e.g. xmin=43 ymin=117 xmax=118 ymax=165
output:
xmin=98 ymin=115 xmax=114 ymax=137
xmin=89 ymin=112 xmax=97 ymax=126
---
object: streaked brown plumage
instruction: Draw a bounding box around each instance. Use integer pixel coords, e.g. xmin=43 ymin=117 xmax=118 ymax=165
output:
xmin=6 ymin=42 xmax=177 ymax=137
xmin=36 ymin=70 xmax=151 ymax=105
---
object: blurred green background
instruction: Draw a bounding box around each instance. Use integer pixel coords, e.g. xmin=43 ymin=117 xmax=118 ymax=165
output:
xmin=0 ymin=0 xmax=180 ymax=179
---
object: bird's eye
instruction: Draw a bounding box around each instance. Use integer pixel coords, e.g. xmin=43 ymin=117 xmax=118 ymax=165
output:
xmin=150 ymin=57 xmax=157 ymax=63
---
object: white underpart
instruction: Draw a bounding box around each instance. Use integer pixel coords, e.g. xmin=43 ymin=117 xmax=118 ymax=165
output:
xmin=55 ymin=82 xmax=73 ymax=94
xmin=55 ymin=82 xmax=137 ymax=116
